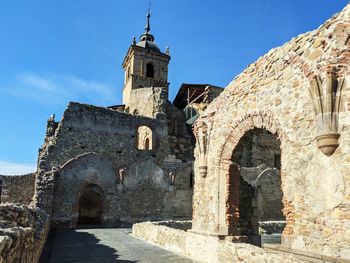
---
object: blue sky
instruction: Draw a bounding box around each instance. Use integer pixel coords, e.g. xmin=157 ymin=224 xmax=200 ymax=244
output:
xmin=0 ymin=0 xmax=348 ymax=174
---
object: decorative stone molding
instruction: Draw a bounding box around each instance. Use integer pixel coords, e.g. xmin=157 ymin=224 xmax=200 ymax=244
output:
xmin=118 ymin=167 xmax=126 ymax=184
xmin=116 ymin=167 xmax=126 ymax=192
xmin=194 ymin=120 xmax=212 ymax=178
xmin=168 ymin=171 xmax=176 ymax=186
xmin=309 ymin=69 xmax=345 ymax=156
xmin=168 ymin=172 xmax=176 ymax=191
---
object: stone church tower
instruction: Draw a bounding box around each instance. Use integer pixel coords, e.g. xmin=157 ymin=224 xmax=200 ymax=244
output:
xmin=122 ymin=11 xmax=171 ymax=118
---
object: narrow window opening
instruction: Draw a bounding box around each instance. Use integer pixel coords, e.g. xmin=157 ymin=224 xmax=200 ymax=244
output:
xmin=146 ymin=63 xmax=154 ymax=78
xmin=190 ymin=173 xmax=194 ymax=188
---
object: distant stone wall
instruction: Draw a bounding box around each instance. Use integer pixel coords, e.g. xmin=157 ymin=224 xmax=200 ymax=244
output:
xmin=0 ymin=173 xmax=36 ymax=205
xmin=256 ymin=169 xmax=284 ymax=221
xmin=0 ymin=204 xmax=49 ymax=263
xmin=240 ymin=167 xmax=284 ymax=222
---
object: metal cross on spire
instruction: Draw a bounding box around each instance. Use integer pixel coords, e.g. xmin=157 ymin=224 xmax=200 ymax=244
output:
xmin=145 ymin=2 xmax=151 ymax=33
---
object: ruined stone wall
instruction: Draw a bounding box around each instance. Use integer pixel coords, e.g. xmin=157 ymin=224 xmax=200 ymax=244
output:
xmin=167 ymin=105 xmax=195 ymax=162
xmin=36 ymin=102 xmax=169 ymax=174
xmin=193 ymin=4 xmax=350 ymax=259
xmin=0 ymin=204 xmax=49 ymax=263
xmin=0 ymin=173 xmax=36 ymax=205
xmin=35 ymin=102 xmax=193 ymax=226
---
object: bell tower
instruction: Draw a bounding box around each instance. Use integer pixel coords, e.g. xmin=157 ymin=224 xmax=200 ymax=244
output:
xmin=122 ymin=10 xmax=171 ymax=118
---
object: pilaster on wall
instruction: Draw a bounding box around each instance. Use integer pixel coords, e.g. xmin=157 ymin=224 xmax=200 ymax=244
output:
xmin=225 ymin=162 xmax=240 ymax=235
xmin=217 ymin=159 xmax=232 ymax=235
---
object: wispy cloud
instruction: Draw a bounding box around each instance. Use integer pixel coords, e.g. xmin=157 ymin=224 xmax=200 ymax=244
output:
xmin=6 ymin=72 xmax=117 ymax=106
xmin=0 ymin=161 xmax=36 ymax=175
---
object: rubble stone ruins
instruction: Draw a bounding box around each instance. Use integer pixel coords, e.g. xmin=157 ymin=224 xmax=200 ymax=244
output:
xmin=0 ymin=3 xmax=350 ymax=263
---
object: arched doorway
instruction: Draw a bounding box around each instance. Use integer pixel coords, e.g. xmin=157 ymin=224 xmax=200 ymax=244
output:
xmin=227 ymin=128 xmax=285 ymax=246
xmin=78 ymin=184 xmax=104 ymax=226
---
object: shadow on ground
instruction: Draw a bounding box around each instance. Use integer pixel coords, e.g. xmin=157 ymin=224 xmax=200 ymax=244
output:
xmin=41 ymin=229 xmax=137 ymax=263
xmin=40 ymin=228 xmax=194 ymax=263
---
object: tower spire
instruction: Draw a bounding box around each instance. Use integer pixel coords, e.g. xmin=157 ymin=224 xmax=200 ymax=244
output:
xmin=140 ymin=6 xmax=154 ymax=42
xmin=145 ymin=5 xmax=151 ymax=33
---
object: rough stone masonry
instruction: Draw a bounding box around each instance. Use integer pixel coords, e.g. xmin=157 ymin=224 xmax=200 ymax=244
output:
xmin=1 ymin=3 xmax=350 ymax=263
xmin=191 ymin=2 xmax=350 ymax=260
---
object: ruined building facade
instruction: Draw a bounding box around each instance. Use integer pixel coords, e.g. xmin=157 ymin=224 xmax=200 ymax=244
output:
xmin=33 ymin=11 xmax=221 ymax=228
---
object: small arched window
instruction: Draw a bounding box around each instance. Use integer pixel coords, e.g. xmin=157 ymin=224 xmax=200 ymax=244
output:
xmin=136 ymin=126 xmax=153 ymax=150
xmin=146 ymin=63 xmax=154 ymax=78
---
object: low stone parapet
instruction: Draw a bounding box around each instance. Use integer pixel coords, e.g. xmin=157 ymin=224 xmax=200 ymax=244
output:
xmin=0 ymin=204 xmax=49 ymax=263
xmin=132 ymin=221 xmax=308 ymax=263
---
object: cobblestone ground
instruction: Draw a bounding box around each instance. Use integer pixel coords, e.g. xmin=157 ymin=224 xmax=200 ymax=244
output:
xmin=47 ymin=228 xmax=195 ymax=263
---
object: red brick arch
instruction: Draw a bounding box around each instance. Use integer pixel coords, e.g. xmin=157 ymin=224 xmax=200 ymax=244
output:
xmin=216 ymin=111 xmax=286 ymax=167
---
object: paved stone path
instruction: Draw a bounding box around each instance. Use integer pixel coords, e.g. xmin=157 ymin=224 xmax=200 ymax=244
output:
xmin=48 ymin=228 xmax=195 ymax=263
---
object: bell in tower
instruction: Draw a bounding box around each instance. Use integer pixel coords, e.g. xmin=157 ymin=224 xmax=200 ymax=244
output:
xmin=121 ymin=10 xmax=171 ymax=118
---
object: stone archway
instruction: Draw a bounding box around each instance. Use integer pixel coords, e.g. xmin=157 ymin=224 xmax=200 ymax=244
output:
xmin=78 ymin=184 xmax=104 ymax=226
xmin=227 ymin=128 xmax=285 ymax=246
xmin=213 ymin=113 xmax=294 ymax=246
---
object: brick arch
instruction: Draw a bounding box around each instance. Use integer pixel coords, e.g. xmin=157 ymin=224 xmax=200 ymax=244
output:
xmin=214 ymin=111 xmax=295 ymax=239
xmin=60 ymin=152 xmax=109 ymax=171
xmin=216 ymin=111 xmax=286 ymax=167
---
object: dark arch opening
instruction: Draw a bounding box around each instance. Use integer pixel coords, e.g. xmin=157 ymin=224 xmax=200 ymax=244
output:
xmin=78 ymin=184 xmax=104 ymax=226
xmin=145 ymin=138 xmax=150 ymax=150
xmin=227 ymin=128 xmax=285 ymax=246
xmin=146 ymin=63 xmax=154 ymax=78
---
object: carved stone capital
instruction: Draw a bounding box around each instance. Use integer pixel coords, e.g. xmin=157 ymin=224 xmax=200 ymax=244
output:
xmin=316 ymin=132 xmax=340 ymax=156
